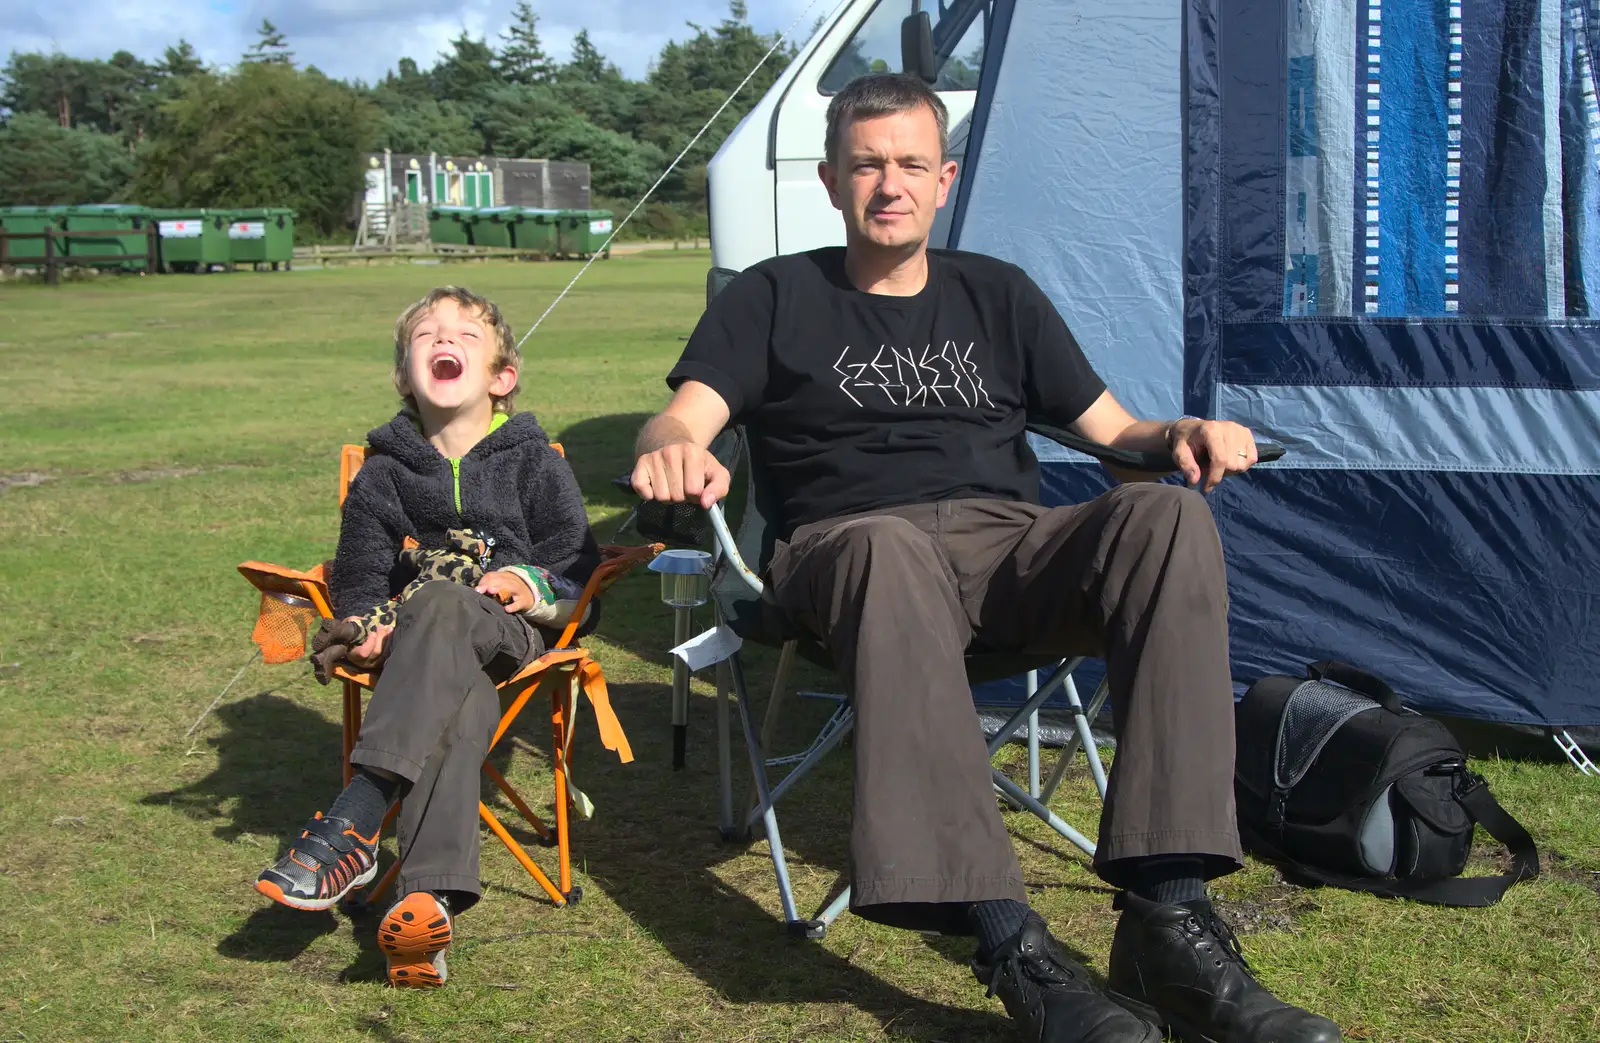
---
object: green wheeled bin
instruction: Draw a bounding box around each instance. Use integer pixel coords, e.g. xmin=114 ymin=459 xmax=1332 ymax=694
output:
xmin=512 ymin=208 xmax=560 ymax=254
xmin=582 ymin=209 xmax=615 ymax=259
xmin=469 ymin=206 xmax=522 ymax=249
xmin=228 ymin=207 xmax=296 ymax=270
xmin=556 ymin=209 xmax=614 ymax=259
xmin=153 ymin=208 xmax=234 ymax=272
xmin=0 ymin=206 xmax=59 ymax=263
xmin=428 ymin=206 xmax=475 ymax=246
xmin=58 ymin=204 xmax=156 ymax=272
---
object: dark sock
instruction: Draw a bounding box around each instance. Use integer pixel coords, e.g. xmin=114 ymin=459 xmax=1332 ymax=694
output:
xmin=1131 ymin=855 xmax=1208 ymax=907
xmin=968 ymin=899 xmax=1030 ymax=961
xmin=325 ymin=768 xmax=400 ymax=840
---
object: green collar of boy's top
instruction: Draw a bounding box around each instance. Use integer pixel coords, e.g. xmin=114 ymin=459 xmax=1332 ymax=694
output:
xmin=409 ymin=410 xmax=510 ymax=460
xmin=408 ymin=411 xmax=510 ymax=515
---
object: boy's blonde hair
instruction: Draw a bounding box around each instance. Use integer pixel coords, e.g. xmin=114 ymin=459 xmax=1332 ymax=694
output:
xmin=393 ymin=286 xmax=522 ymax=415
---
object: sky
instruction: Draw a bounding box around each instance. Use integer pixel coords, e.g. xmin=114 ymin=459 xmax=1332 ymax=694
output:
xmin=3 ymin=0 xmax=826 ymax=84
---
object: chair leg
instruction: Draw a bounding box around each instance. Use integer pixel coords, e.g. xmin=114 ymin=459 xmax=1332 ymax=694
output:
xmin=991 ymin=769 xmax=1098 ymax=857
xmin=815 ymin=886 xmax=853 ymax=927
xmin=744 ymin=640 xmax=797 ymax=826
xmin=727 ymin=652 xmax=823 ymax=938
xmin=1027 ymin=669 xmax=1042 ymax=799
xmin=1040 ymin=676 xmax=1111 ymax=805
xmin=715 ymin=659 xmax=737 ymax=840
xmin=742 ymin=704 xmax=854 ymax=833
xmin=1081 ymin=678 xmax=1110 ymax=799
xmin=989 ymin=659 xmax=1079 ymax=811
xmin=341 ymin=680 xmax=362 ymax=787
xmin=482 ymin=762 xmax=553 ymax=842
xmin=550 ymin=676 xmax=574 ymax=898
xmin=759 ymin=640 xmax=798 ymax=753
xmin=481 ymin=801 xmax=568 ymax=906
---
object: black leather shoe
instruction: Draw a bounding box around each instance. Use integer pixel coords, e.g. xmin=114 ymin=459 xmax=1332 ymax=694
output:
xmin=973 ymin=912 xmax=1161 ymax=1043
xmin=1106 ymin=891 xmax=1342 ymax=1043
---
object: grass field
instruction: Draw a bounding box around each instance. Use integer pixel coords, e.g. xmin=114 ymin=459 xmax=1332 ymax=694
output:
xmin=1 ymin=256 xmax=1597 ymax=1043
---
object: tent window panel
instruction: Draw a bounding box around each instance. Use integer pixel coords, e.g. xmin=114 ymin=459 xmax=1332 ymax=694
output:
xmin=818 ymin=0 xmax=990 ymax=95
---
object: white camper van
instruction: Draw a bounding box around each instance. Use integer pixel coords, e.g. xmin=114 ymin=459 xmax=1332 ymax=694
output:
xmin=707 ymin=0 xmax=993 ymax=273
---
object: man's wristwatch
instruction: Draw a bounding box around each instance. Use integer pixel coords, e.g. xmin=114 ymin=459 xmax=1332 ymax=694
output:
xmin=1165 ymin=414 xmax=1203 ymax=453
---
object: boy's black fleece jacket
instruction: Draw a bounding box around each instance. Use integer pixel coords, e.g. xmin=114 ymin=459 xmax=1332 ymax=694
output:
xmin=330 ymin=411 xmax=601 ymax=630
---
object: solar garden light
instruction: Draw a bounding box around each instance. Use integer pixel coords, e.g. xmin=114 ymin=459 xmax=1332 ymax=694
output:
xmin=649 ymin=548 xmax=712 ymax=769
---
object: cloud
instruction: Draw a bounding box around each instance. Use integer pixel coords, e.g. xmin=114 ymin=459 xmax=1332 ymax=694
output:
xmin=1 ymin=0 xmax=821 ymax=85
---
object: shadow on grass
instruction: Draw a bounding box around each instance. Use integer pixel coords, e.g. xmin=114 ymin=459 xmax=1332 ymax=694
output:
xmin=140 ymin=690 xmax=342 ymax=846
xmin=216 ymin=903 xmax=341 ymax=963
xmin=551 ymin=411 xmax=653 ymax=513
xmin=563 ymin=681 xmax=1018 ymax=1041
xmin=138 ymin=690 xmax=368 ymax=964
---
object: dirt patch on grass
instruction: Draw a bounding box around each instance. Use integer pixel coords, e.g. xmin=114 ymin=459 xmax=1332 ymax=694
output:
xmin=1466 ymin=845 xmax=1597 ymax=895
xmin=1211 ymin=876 xmax=1319 ymax=935
xmin=110 ymin=467 xmax=205 ymax=483
xmin=0 ymin=472 xmax=53 ymax=492
xmin=1545 ymin=850 xmax=1600 ymax=896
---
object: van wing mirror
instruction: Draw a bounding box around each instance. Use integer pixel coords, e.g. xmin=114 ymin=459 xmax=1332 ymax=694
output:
xmin=901 ymin=11 xmax=938 ymax=84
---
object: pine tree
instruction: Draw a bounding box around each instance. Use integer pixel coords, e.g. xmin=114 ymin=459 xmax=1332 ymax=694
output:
xmin=496 ymin=2 xmax=555 ymax=85
xmin=160 ymin=40 xmax=205 ymax=79
xmin=564 ymin=29 xmax=618 ymax=83
xmin=242 ymin=19 xmax=294 ymax=66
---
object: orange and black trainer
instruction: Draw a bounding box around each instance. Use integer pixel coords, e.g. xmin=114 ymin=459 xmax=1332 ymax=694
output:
xmin=255 ymin=812 xmax=378 ymax=911
xmin=379 ymin=890 xmax=452 ymax=989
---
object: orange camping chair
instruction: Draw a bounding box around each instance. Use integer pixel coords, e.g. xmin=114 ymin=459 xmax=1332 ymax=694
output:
xmin=237 ymin=442 xmax=662 ymax=909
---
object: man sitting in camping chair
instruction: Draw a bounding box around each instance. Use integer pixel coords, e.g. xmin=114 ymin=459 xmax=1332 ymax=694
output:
xmin=630 ymin=74 xmax=1341 ymax=1043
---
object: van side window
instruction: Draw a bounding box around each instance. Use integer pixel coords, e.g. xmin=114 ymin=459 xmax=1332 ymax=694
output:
xmin=818 ymin=0 xmax=989 ymax=95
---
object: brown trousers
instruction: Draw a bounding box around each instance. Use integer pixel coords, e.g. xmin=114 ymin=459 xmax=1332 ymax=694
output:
xmin=767 ymin=484 xmax=1243 ymax=931
xmin=349 ymin=581 xmax=537 ymax=912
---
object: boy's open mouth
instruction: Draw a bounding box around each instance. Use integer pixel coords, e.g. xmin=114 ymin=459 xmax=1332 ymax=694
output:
xmin=430 ymin=353 xmax=463 ymax=380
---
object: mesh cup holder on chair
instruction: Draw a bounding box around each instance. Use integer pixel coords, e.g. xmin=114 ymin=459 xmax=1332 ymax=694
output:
xmin=613 ymin=476 xmax=710 ymax=546
xmin=251 ymin=591 xmax=318 ymax=664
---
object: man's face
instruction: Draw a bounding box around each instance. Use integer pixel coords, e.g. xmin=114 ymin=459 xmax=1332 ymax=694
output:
xmin=819 ymin=104 xmax=958 ymax=253
xmin=398 ymin=298 xmax=515 ymax=416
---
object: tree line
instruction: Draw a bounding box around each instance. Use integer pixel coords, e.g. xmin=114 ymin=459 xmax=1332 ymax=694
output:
xmin=0 ymin=2 xmax=795 ymax=239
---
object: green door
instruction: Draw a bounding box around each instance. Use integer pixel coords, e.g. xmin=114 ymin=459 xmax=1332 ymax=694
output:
xmin=464 ymin=176 xmax=478 ymax=208
xmin=478 ymin=172 xmax=494 ymax=206
xmin=407 ymin=171 xmax=421 ymax=203
xmin=434 ymin=172 xmax=446 ymax=203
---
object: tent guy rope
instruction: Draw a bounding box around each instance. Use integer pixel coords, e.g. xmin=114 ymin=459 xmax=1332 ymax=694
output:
xmin=515 ymin=0 xmax=829 ymax=349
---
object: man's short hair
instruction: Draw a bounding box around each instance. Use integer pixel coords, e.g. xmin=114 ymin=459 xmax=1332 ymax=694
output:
xmin=393 ymin=286 xmax=522 ymax=415
xmin=824 ymin=72 xmax=949 ymax=165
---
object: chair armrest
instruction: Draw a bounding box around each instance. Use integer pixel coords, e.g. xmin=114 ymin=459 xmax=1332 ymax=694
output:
xmin=1025 ymin=421 xmax=1287 ymax=473
xmin=611 ymin=476 xmax=764 ymax=598
xmin=707 ymin=502 xmax=763 ymax=597
xmin=552 ymin=543 xmax=666 ymax=650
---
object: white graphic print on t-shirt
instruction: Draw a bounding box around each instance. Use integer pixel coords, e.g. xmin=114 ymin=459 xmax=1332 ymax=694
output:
xmin=832 ymin=342 xmax=996 ymax=409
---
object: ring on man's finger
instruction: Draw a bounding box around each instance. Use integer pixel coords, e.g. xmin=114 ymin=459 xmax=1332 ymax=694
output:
xmin=1236 ymin=450 xmax=1249 ymax=458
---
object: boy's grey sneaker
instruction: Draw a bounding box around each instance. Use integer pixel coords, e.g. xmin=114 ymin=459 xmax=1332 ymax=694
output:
xmin=973 ymin=911 xmax=1161 ymax=1043
xmin=255 ymin=812 xmax=378 ymax=911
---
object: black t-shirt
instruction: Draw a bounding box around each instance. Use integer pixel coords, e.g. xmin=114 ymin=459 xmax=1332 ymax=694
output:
xmin=668 ymin=247 xmax=1107 ymax=535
